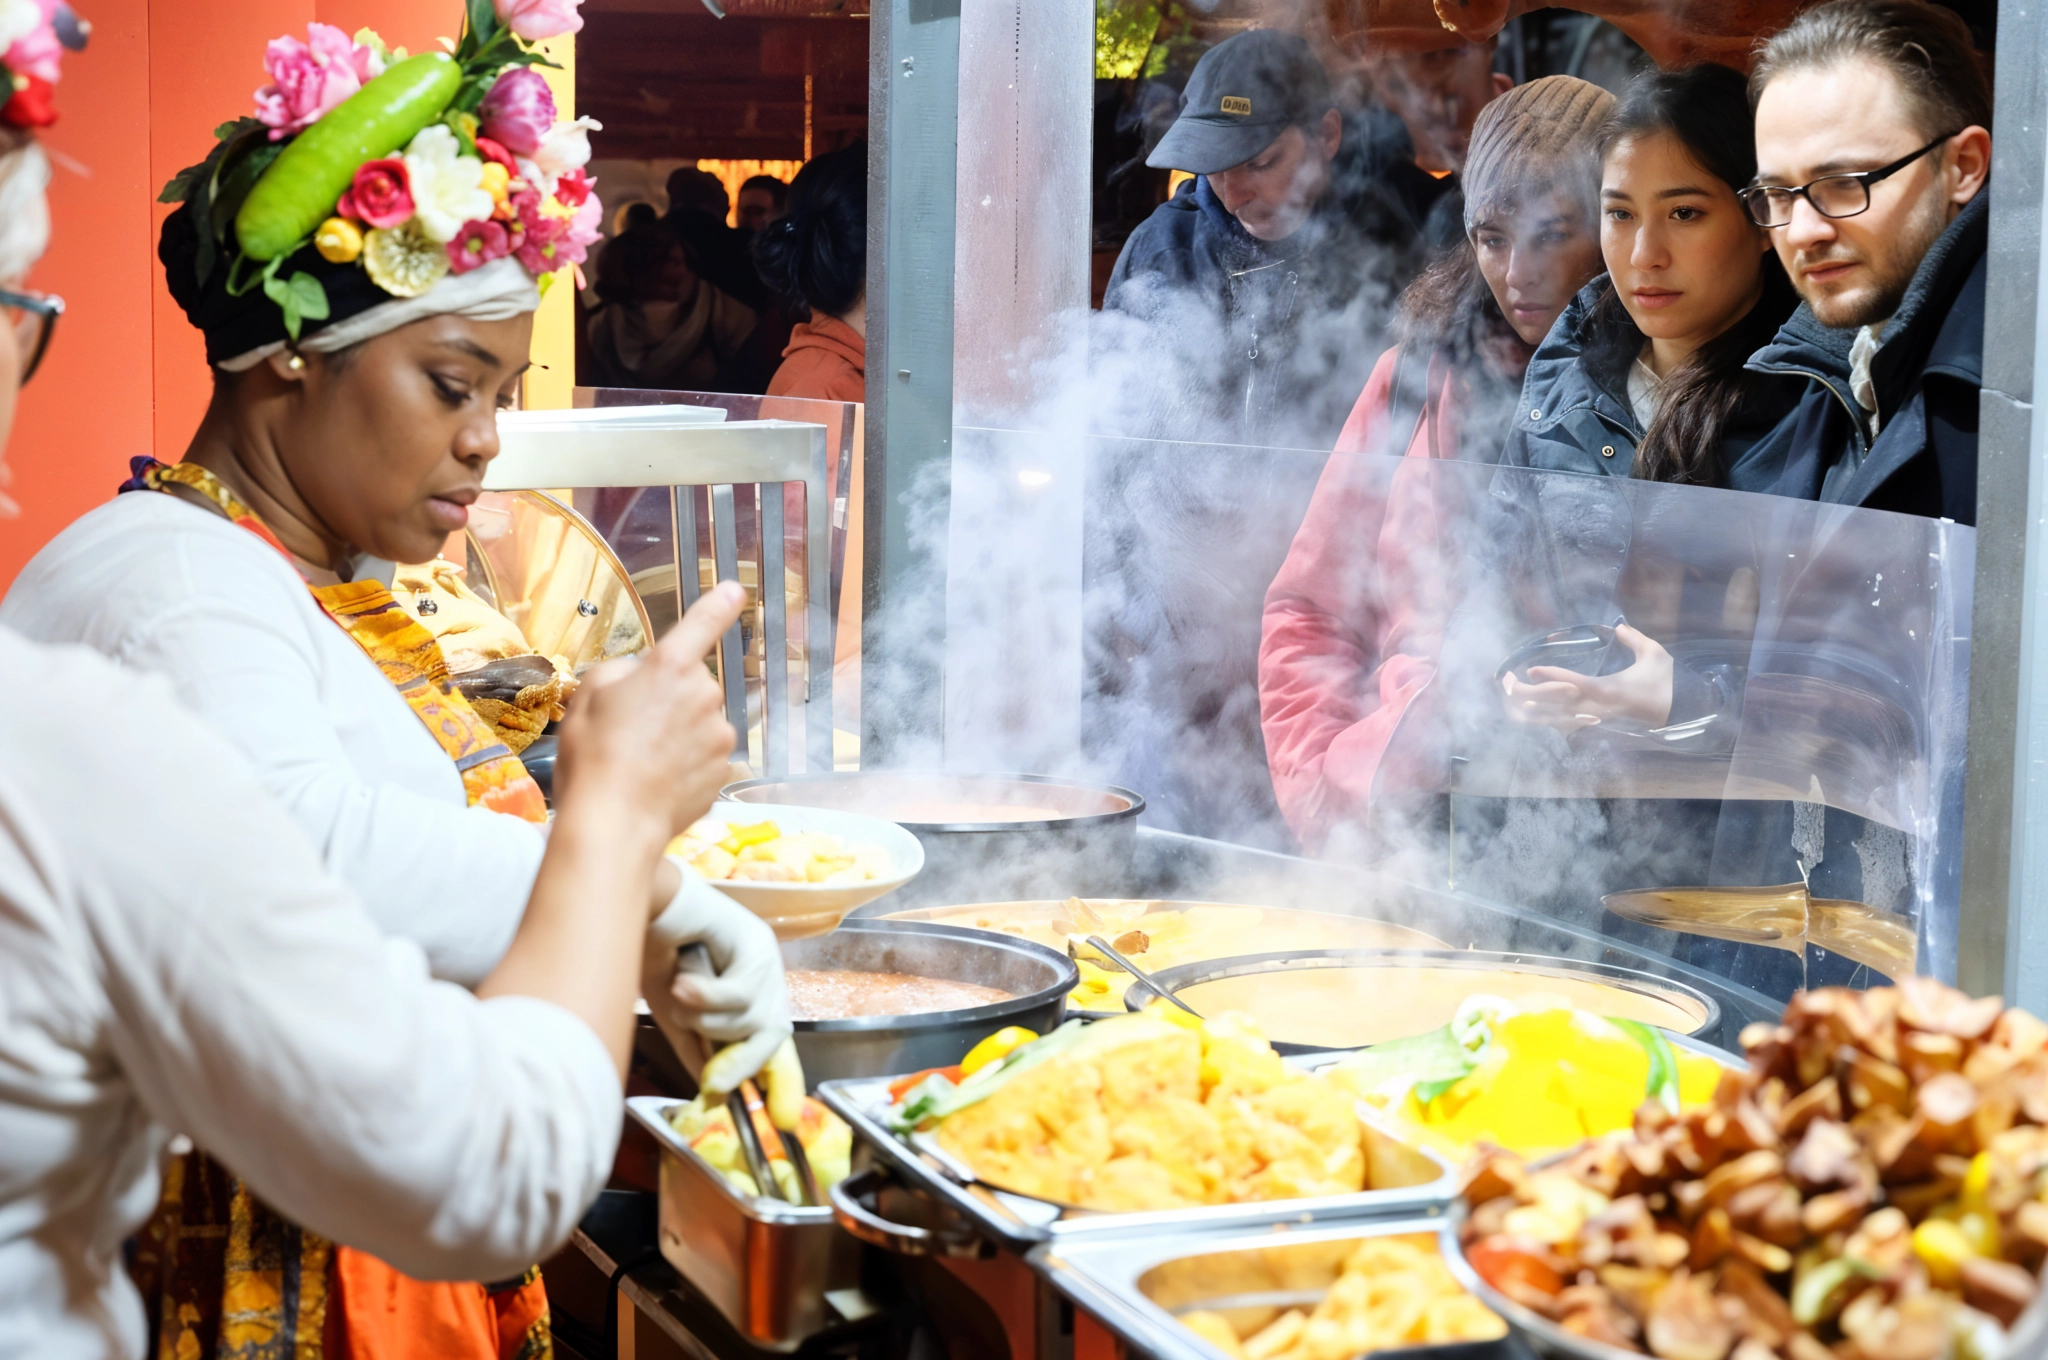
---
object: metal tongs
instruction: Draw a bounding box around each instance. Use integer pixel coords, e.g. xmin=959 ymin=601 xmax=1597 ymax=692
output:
xmin=725 ymin=1080 xmax=820 ymax=1207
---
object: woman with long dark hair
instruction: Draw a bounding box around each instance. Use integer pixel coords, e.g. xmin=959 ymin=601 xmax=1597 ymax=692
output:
xmin=1500 ymin=63 xmax=1804 ymax=489
xmin=756 ymin=142 xmax=867 ymax=402
xmin=1260 ymin=76 xmax=1613 ymax=853
xmin=1498 ymin=63 xmax=1807 ymax=734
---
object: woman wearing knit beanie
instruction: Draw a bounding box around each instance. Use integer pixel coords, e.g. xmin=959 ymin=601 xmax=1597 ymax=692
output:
xmin=1259 ymin=75 xmax=1613 ymax=853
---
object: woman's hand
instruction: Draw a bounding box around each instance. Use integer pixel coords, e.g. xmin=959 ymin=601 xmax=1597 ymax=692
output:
xmin=1501 ymin=623 xmax=1674 ymax=733
xmin=480 ymin=584 xmax=746 ymax=1077
xmin=553 ymin=581 xmax=745 ymax=844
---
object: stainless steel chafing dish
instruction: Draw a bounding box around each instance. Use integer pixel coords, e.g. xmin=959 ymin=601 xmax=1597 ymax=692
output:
xmin=816 ymin=1060 xmax=1459 ymax=1257
xmin=1034 ymin=1215 xmax=1515 ymax=1360
xmin=625 ymin=1096 xmax=857 ymax=1350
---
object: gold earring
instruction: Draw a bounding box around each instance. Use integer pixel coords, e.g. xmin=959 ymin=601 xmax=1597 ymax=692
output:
xmin=287 ymin=353 xmax=305 ymax=372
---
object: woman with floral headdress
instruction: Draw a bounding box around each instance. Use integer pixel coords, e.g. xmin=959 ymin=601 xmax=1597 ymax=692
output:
xmin=0 ymin=5 xmax=763 ymax=1359
xmin=1 ymin=5 xmax=791 ymax=1357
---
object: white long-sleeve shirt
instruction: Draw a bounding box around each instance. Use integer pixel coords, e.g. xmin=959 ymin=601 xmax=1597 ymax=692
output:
xmin=0 ymin=491 xmax=543 ymax=986
xmin=0 ymin=627 xmax=620 ymax=1360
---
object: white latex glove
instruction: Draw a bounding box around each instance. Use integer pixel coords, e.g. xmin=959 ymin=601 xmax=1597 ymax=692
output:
xmin=641 ymin=860 xmax=792 ymax=1098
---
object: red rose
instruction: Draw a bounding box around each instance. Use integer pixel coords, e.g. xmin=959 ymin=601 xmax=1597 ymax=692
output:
xmin=554 ymin=168 xmax=592 ymax=208
xmin=335 ymin=158 xmax=414 ymax=230
xmin=1 ymin=76 xmax=57 ymax=129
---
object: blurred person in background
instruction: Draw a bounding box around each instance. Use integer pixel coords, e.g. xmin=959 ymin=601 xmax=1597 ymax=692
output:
xmin=587 ymin=222 xmax=760 ymax=391
xmin=1739 ymin=0 xmax=1991 ymax=523
xmin=1496 ymin=64 xmax=1804 ymax=492
xmin=1259 ymin=76 xmax=1613 ymax=854
xmin=1101 ymin=29 xmax=1431 ymax=448
xmin=1361 ymin=40 xmax=1512 ymax=250
xmin=664 ymin=164 xmax=766 ymax=309
xmin=757 ymin=143 xmax=867 ymax=404
xmin=736 ymin=173 xmax=789 ymax=234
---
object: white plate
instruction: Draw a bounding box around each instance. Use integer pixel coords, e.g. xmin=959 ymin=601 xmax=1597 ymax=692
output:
xmin=689 ymin=803 xmax=924 ymax=939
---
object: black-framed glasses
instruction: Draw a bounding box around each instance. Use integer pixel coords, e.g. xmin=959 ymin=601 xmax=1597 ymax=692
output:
xmin=0 ymin=288 xmax=61 ymax=384
xmin=1739 ymin=132 xmax=1959 ymax=228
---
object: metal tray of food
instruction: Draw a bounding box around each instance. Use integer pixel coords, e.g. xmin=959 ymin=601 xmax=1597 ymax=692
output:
xmin=1033 ymin=1214 xmax=1530 ymax=1360
xmin=625 ymin=1096 xmax=858 ymax=1351
xmin=1133 ymin=950 xmax=1722 ymax=1053
xmin=816 ymin=1061 xmax=1460 ymax=1256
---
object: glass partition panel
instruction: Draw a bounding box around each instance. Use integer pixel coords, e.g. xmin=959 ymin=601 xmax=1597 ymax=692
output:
xmin=1076 ymin=436 xmax=1973 ymax=1002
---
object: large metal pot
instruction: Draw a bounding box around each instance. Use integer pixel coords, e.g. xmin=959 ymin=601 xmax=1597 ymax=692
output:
xmin=781 ymin=920 xmax=1076 ymax=1084
xmin=1133 ymin=948 xmax=1720 ymax=1054
xmin=723 ymin=772 xmax=1145 ymax=909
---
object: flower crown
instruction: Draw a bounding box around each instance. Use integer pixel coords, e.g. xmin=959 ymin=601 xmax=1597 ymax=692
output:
xmin=0 ymin=0 xmax=89 ymax=129
xmin=159 ymin=0 xmax=599 ymax=338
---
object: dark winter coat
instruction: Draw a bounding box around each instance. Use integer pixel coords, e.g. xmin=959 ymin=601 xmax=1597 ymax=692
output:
xmin=1744 ymin=191 xmax=1986 ymax=523
xmin=1498 ymin=277 xmax=1803 ymax=492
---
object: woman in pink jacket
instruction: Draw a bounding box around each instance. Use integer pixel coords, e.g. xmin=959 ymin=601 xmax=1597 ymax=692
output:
xmin=1258 ymin=77 xmax=1614 ymax=854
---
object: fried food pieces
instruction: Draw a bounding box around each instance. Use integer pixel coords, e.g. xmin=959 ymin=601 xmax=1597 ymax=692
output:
xmin=931 ymin=1010 xmax=1367 ymax=1212
xmin=666 ymin=1090 xmax=852 ymax=1202
xmin=1460 ymin=980 xmax=2048 ymax=1360
xmin=1180 ymin=1234 xmax=1507 ymax=1360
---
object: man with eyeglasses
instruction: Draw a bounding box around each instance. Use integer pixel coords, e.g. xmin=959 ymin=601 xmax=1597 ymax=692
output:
xmin=1738 ymin=0 xmax=1991 ymax=522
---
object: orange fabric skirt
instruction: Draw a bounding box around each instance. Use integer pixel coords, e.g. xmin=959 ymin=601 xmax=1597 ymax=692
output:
xmin=133 ymin=1151 xmax=550 ymax=1360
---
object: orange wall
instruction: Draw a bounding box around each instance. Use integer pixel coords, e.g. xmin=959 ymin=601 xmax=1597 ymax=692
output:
xmin=3 ymin=0 xmax=477 ymax=590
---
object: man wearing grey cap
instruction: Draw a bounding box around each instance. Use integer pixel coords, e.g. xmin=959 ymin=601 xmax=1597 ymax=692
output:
xmin=1102 ymin=29 xmax=1425 ymax=447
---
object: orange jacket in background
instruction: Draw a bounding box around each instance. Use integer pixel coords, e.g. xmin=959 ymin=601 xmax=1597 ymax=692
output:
xmin=767 ymin=315 xmax=865 ymax=403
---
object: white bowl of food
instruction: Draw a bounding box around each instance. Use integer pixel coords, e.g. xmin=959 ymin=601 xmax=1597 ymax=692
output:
xmin=669 ymin=804 xmax=925 ymax=939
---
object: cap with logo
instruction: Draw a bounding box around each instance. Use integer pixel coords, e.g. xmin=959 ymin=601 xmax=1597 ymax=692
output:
xmin=1146 ymin=29 xmax=1336 ymax=177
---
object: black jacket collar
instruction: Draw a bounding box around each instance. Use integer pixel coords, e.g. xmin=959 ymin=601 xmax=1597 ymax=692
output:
xmin=1745 ymin=191 xmax=1988 ymax=436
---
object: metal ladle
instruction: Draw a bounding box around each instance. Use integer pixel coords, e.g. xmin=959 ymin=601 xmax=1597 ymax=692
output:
xmin=1082 ymin=934 xmax=1202 ymax=1018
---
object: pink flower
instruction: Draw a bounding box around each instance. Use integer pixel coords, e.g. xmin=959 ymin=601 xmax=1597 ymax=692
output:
xmin=447 ymin=219 xmax=511 ymax=274
xmin=494 ymin=0 xmax=583 ymax=42
xmin=553 ymin=167 xmax=591 ymax=208
xmin=5 ymin=0 xmax=61 ymax=86
xmin=253 ymin=23 xmax=373 ymax=140
xmin=513 ymin=213 xmax=565 ymax=274
xmin=334 ymin=158 xmax=413 ymax=229
xmin=557 ymin=193 xmax=602 ymax=266
xmin=477 ymin=67 xmax=555 ymax=156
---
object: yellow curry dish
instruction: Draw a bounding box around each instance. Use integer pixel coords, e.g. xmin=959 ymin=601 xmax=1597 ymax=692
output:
xmin=884 ymin=898 xmax=1446 ymax=1012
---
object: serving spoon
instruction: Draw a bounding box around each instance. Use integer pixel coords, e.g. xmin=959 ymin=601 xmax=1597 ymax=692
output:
xmin=1082 ymin=934 xmax=1202 ymax=1018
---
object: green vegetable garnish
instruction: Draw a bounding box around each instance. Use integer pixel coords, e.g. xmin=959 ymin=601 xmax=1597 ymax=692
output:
xmin=236 ymin=53 xmax=463 ymax=261
xmin=1611 ymin=1017 xmax=1681 ymax=1114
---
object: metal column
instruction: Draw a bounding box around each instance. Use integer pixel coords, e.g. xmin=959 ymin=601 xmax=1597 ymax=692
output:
xmin=863 ymin=0 xmax=960 ymax=764
xmin=1960 ymin=0 xmax=2048 ymax=1009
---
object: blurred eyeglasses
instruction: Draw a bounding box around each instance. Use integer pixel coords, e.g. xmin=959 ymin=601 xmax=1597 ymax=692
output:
xmin=1739 ymin=133 xmax=1959 ymax=229
xmin=0 ymin=288 xmax=61 ymax=384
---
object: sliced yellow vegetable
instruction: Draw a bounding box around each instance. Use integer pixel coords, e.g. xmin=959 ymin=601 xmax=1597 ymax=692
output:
xmin=961 ymin=1026 xmax=1038 ymax=1076
xmin=762 ymin=1037 xmax=806 ymax=1132
xmin=719 ymin=820 xmax=782 ymax=854
xmin=1913 ymin=1218 xmax=1975 ymax=1287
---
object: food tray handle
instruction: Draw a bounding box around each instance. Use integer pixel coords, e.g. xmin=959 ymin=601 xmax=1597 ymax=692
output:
xmin=829 ymin=1167 xmax=992 ymax=1259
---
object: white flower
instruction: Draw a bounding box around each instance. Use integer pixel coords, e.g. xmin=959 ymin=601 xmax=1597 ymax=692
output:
xmin=402 ymin=124 xmax=495 ymax=244
xmin=0 ymin=0 xmax=41 ymax=51
xmin=532 ymin=115 xmax=601 ymax=183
